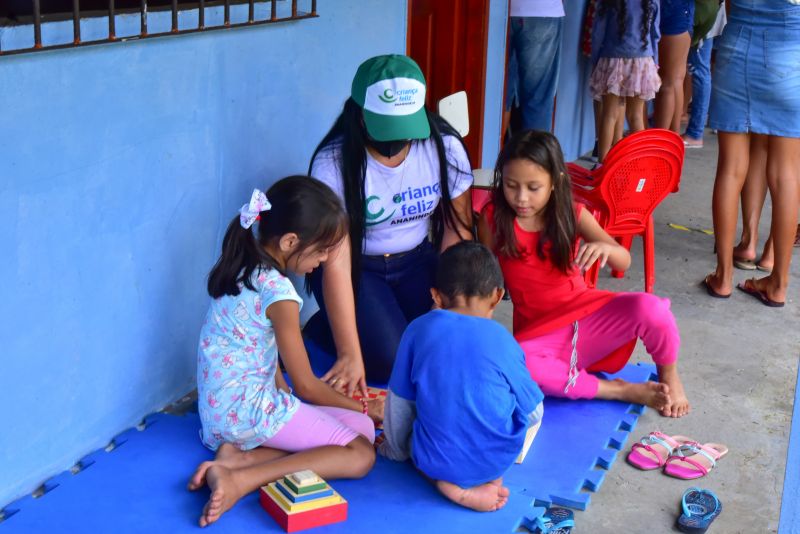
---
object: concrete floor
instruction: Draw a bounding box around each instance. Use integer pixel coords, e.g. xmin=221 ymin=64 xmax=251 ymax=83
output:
xmin=493 ymin=131 xmax=800 ymax=533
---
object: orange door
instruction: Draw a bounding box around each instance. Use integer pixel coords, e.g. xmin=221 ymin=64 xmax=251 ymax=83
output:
xmin=407 ymin=0 xmax=490 ymax=167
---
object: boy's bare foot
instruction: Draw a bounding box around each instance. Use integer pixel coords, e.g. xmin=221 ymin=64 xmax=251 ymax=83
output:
xmin=658 ymin=365 xmax=690 ymax=418
xmin=597 ymin=379 xmax=671 ymax=413
xmin=435 ymin=478 xmax=510 ymax=512
xmin=199 ymin=464 xmax=245 ymax=527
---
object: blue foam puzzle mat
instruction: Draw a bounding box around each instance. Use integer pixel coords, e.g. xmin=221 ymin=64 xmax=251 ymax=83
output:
xmin=1 ymin=342 xmax=655 ymax=533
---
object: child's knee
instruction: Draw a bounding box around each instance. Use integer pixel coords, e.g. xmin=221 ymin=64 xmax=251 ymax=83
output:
xmin=345 ymin=436 xmax=376 ymax=478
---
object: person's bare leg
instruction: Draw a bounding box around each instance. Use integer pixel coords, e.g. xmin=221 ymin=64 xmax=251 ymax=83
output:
xmin=747 ymin=136 xmax=800 ymax=303
xmin=198 ymin=437 xmax=375 ymax=527
xmin=657 ymin=363 xmax=690 ymax=418
xmin=734 ymin=134 xmax=769 ymax=262
xmin=655 ymin=32 xmax=691 ymax=132
xmin=682 ymin=68 xmax=693 ymax=124
xmin=435 ymin=478 xmax=511 ymax=512
xmin=599 ymin=94 xmax=624 ymax=161
xmin=625 ymin=96 xmax=646 ymax=133
xmin=614 ymin=100 xmax=625 ymax=141
xmin=188 ymin=443 xmax=289 ymax=491
xmin=595 ymin=379 xmax=671 ymax=412
xmin=708 ymin=132 xmax=752 ymax=296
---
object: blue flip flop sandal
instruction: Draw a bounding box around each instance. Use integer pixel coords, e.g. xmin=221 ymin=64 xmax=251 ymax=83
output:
xmin=676 ymin=487 xmax=722 ymax=533
xmin=530 ymin=507 xmax=575 ymax=533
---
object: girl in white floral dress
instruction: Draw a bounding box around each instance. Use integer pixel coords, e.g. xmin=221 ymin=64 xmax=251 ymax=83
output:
xmin=188 ymin=176 xmax=383 ymax=528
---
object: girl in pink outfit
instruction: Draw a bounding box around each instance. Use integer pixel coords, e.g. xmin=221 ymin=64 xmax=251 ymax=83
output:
xmin=478 ymin=130 xmax=689 ymax=417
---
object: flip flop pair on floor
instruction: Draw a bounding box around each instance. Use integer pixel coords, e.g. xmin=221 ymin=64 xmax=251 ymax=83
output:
xmin=627 ymin=431 xmax=728 ymax=479
xmin=627 ymin=432 xmax=726 ymax=533
xmin=702 ymin=275 xmax=784 ymax=308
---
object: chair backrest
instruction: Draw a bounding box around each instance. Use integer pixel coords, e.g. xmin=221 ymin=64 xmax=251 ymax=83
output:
xmin=437 ymin=91 xmax=470 ymax=137
xmin=593 ymin=129 xmax=684 ymax=234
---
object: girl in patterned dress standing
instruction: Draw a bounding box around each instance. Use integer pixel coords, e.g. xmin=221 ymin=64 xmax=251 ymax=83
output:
xmin=590 ymin=0 xmax=661 ymax=161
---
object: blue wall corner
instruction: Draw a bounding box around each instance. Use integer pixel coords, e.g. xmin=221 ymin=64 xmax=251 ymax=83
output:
xmin=480 ymin=0 xmax=509 ymax=170
xmin=554 ymin=0 xmax=595 ymax=162
xmin=0 ymin=0 xmax=406 ymax=508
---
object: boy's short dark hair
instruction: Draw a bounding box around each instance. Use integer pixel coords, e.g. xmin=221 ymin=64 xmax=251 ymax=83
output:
xmin=435 ymin=241 xmax=504 ymax=299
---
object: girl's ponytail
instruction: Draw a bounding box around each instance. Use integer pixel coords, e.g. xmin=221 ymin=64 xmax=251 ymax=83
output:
xmin=207 ymin=217 xmax=275 ymax=299
xmin=207 ymin=176 xmax=348 ymax=299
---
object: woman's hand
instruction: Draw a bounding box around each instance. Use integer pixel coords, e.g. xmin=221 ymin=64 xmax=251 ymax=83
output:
xmin=574 ymin=241 xmax=615 ymax=271
xmin=366 ymin=396 xmax=385 ymax=424
xmin=321 ymin=354 xmax=368 ymax=398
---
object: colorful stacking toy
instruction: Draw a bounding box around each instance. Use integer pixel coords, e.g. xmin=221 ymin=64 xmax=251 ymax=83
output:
xmin=260 ymin=470 xmax=347 ymax=532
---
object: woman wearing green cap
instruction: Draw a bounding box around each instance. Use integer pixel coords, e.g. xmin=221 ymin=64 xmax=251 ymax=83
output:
xmin=305 ymin=54 xmax=474 ymax=393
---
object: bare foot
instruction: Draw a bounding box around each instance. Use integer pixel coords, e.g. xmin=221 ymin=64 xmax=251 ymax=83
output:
xmin=188 ymin=461 xmax=215 ymax=491
xmin=199 ymin=464 xmax=245 ymax=527
xmin=214 ymin=442 xmax=251 ymax=469
xmin=703 ymin=272 xmax=732 ymax=298
xmin=624 ymin=381 xmax=671 ymax=411
xmin=658 ymin=364 xmax=690 ymax=417
xmin=214 ymin=443 xmax=287 ymax=471
xmin=435 ymin=478 xmax=510 ymax=512
xmin=597 ymin=379 xmax=671 ymax=412
xmin=733 ymin=242 xmax=756 ymax=263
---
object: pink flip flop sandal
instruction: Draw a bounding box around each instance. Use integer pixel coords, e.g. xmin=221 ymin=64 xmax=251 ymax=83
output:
xmin=664 ymin=442 xmax=729 ymax=480
xmin=627 ymin=432 xmax=695 ymax=471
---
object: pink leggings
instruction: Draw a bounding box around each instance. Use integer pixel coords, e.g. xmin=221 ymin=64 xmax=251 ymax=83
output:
xmin=519 ymin=293 xmax=680 ymax=400
xmin=263 ymin=403 xmax=375 ymax=451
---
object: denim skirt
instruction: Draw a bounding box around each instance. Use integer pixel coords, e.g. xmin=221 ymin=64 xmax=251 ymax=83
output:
xmin=660 ymin=0 xmax=695 ymax=35
xmin=708 ymin=1 xmax=800 ymax=138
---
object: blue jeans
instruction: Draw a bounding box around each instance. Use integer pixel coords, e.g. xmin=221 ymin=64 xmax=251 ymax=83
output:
xmin=685 ymin=38 xmax=714 ymax=140
xmin=304 ymin=240 xmax=437 ymax=383
xmin=506 ymin=17 xmax=564 ymax=132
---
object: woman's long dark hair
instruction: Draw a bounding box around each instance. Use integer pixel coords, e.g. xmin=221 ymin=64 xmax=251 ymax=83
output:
xmin=491 ymin=130 xmax=577 ymax=274
xmin=207 ymin=176 xmax=348 ymax=299
xmin=599 ymin=0 xmax=656 ymax=50
xmin=308 ymin=97 xmax=471 ymax=289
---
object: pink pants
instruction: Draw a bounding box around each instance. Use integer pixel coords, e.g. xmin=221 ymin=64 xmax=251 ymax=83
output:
xmin=520 ymin=293 xmax=680 ymax=400
xmin=263 ymin=403 xmax=375 ymax=451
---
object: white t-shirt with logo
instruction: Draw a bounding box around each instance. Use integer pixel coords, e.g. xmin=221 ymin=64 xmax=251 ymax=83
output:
xmin=311 ymin=136 xmax=473 ymax=255
xmin=510 ymin=0 xmax=565 ymax=18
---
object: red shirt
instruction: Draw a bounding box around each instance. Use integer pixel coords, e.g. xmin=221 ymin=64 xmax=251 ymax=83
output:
xmin=485 ymin=202 xmax=616 ymax=341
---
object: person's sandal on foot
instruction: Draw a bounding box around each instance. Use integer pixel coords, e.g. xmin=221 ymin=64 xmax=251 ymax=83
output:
xmin=701 ymin=275 xmax=730 ymax=299
xmin=736 ymin=278 xmax=784 ymax=307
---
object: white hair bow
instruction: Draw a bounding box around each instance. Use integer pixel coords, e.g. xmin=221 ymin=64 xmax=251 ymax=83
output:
xmin=239 ymin=189 xmax=272 ymax=229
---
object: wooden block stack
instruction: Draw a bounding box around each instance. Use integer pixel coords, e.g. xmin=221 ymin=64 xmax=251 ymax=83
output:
xmin=260 ymin=470 xmax=347 ymax=532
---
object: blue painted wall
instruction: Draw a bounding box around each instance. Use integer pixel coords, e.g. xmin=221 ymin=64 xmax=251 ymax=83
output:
xmin=554 ymin=0 xmax=595 ymax=162
xmin=481 ymin=0 xmax=510 ymax=169
xmin=0 ymin=0 xmax=407 ymax=508
xmin=484 ymin=0 xmax=595 ymax=165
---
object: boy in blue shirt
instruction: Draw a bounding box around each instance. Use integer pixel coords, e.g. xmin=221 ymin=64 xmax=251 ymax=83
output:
xmin=378 ymin=242 xmax=544 ymax=512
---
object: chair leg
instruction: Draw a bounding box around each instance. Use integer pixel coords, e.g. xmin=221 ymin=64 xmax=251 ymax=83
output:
xmin=611 ymin=235 xmax=633 ymax=279
xmin=644 ymin=218 xmax=655 ymax=293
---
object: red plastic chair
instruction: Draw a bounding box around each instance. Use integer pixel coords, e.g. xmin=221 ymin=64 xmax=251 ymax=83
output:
xmin=569 ymin=129 xmax=684 ymax=294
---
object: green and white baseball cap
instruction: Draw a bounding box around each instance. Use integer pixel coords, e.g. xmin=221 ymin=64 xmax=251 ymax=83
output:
xmin=351 ymin=54 xmax=431 ymax=142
